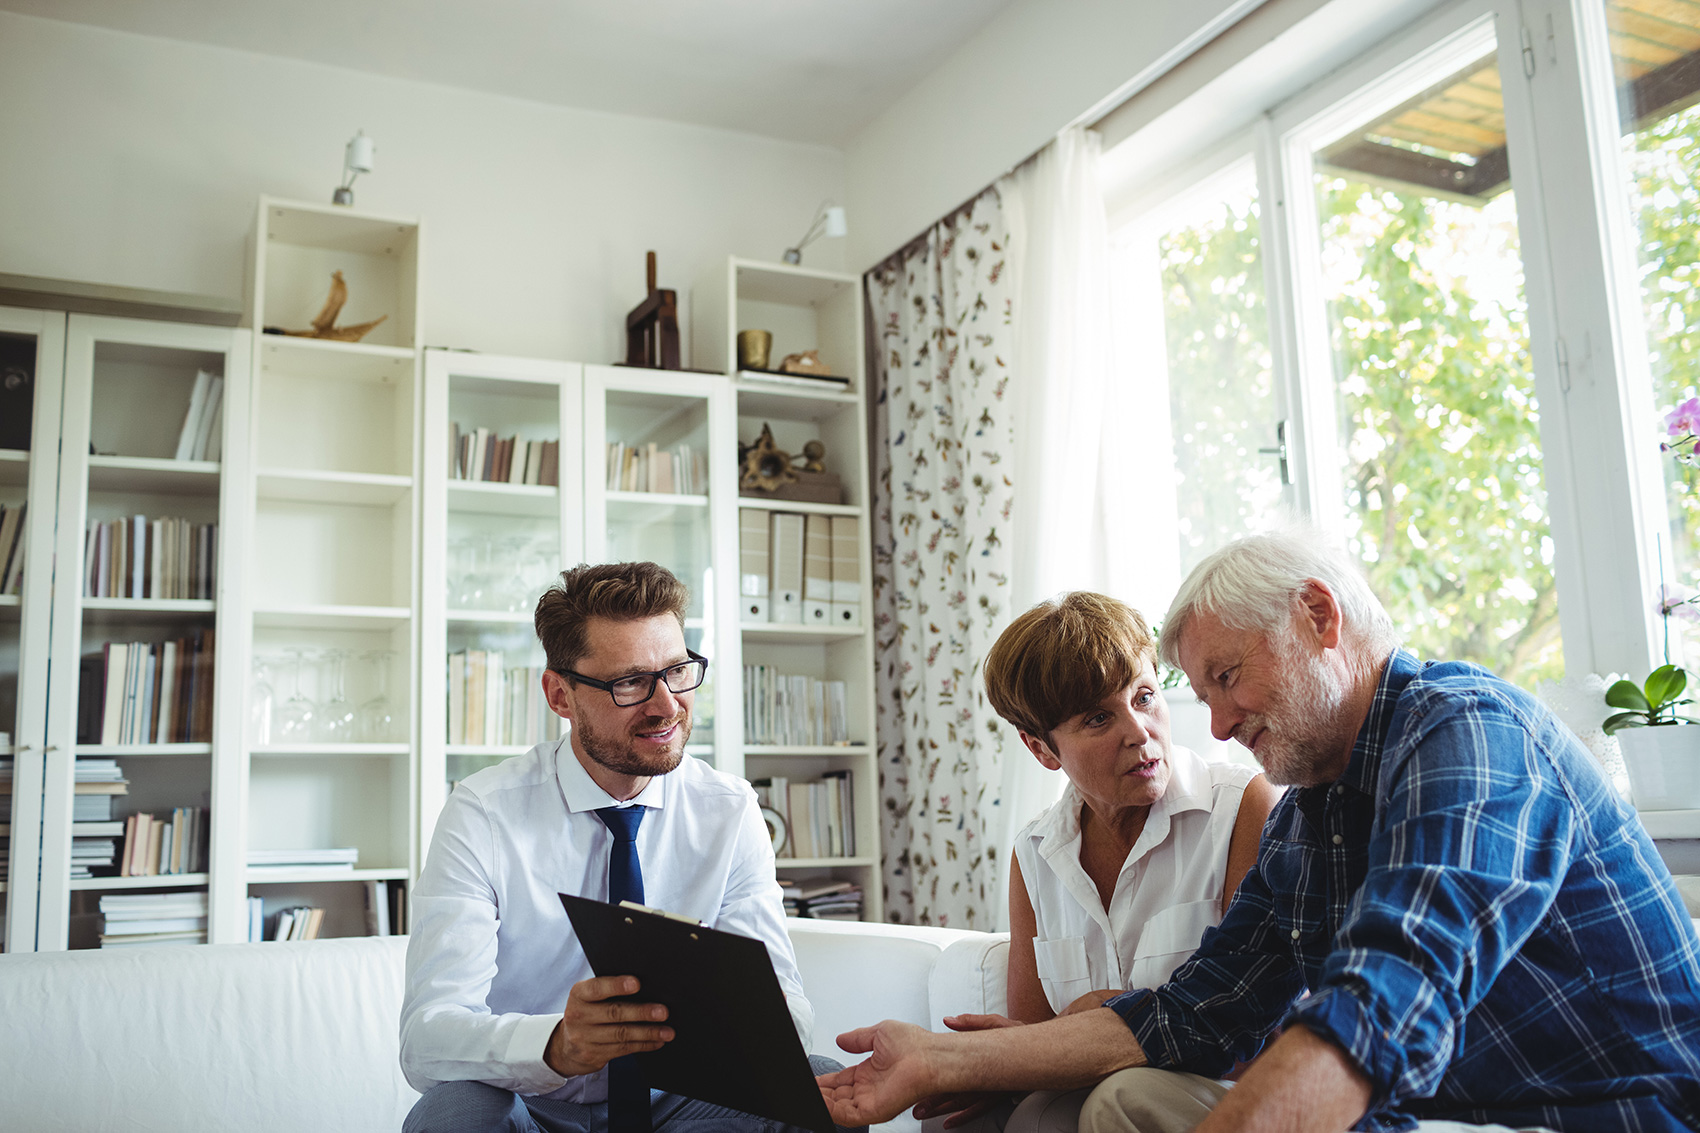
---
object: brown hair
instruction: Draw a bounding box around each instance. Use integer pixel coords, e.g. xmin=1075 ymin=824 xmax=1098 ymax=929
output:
xmin=535 ymin=561 xmax=690 ymax=675
xmin=982 ymin=592 xmax=1157 ymax=739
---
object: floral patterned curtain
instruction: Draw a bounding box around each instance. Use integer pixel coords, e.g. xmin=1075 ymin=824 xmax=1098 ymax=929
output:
xmin=867 ymin=186 xmax=1016 ymax=929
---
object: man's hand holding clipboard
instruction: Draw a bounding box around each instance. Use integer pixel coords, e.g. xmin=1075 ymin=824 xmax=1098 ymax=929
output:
xmin=560 ymin=894 xmax=837 ymax=1133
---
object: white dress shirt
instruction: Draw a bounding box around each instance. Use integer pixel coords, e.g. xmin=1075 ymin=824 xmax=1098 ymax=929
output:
xmin=400 ymin=739 xmax=813 ymax=1099
xmin=1013 ymin=746 xmax=1256 ymax=1012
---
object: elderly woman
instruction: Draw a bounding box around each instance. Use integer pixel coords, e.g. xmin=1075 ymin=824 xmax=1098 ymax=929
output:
xmin=926 ymin=592 xmax=1278 ymax=1133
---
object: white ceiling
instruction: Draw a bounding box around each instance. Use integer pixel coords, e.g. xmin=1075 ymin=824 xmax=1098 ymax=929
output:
xmin=0 ymin=0 xmax=1020 ymax=147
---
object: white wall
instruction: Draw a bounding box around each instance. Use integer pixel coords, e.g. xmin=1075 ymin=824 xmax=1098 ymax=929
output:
xmin=842 ymin=0 xmax=1261 ymax=269
xmin=0 ymin=12 xmax=845 ymax=362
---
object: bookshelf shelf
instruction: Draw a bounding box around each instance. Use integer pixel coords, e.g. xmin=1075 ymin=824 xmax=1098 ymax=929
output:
xmin=734 ymin=497 xmax=862 ymax=517
xmin=777 ymin=856 xmax=876 ymax=869
xmin=256 ymin=469 xmax=412 ymax=506
xmin=740 ymin=623 xmax=866 ymax=644
xmin=246 ymin=866 xmax=410 ymax=883
xmin=82 ymin=598 xmax=216 ymax=616
xmin=86 ymin=456 xmax=220 ymax=495
xmin=744 ymin=744 xmax=871 ymax=757
xmin=606 ymin=490 xmax=711 ymax=510
xmin=1636 ymin=809 xmax=1700 ymax=839
xmin=734 ymin=383 xmax=859 ymax=422
xmin=443 ymin=744 xmax=532 ymax=757
xmin=69 ymin=873 xmax=209 ymax=891
xmin=252 ymin=605 xmax=411 ymax=630
xmin=250 ymin=743 xmax=410 ymax=757
xmin=76 ymin=743 xmax=212 ymax=757
xmin=258 ymin=336 xmax=416 ymax=384
xmin=447 ymin=480 xmax=558 ymax=518
xmin=445 ymin=610 xmax=534 ymax=625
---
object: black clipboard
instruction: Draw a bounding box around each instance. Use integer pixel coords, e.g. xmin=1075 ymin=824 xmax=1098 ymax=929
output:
xmin=560 ymin=893 xmax=834 ymax=1133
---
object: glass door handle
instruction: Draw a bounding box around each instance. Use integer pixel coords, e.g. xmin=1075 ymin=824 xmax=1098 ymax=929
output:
xmin=1258 ymin=420 xmax=1292 ymax=486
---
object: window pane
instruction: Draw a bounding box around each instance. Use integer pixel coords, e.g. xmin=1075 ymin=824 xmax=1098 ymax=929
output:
xmin=1158 ymin=180 xmax=1284 ymax=582
xmin=1313 ymin=54 xmax=1563 ymax=687
xmin=1608 ymin=0 xmax=1700 ymax=664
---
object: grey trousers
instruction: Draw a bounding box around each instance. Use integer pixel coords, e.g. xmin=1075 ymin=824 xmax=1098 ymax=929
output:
xmin=1077 ymin=1068 xmax=1558 ymax=1133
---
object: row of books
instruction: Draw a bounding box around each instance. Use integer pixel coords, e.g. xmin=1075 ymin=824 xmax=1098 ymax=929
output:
xmin=172 ymin=370 xmax=224 ymax=462
xmin=744 ymin=667 xmax=851 ymax=746
xmin=452 ymin=425 xmax=561 ymax=485
xmin=117 ymin=807 xmax=207 ymax=878
xmin=606 ymin=440 xmax=708 ymax=496
xmin=780 ymin=878 xmax=863 ymax=920
xmin=0 ymin=502 xmax=25 ymax=595
xmin=92 ymin=633 xmax=216 ymax=746
xmin=446 ymin=651 xmax=562 ymax=747
xmin=83 ymin=514 xmax=217 ymax=600
xmin=753 ymin=772 xmax=855 ymax=859
xmin=365 ymin=878 xmax=408 ymax=936
xmin=740 ymin=510 xmax=861 ymax=627
xmin=100 ymin=891 xmax=208 ymax=948
xmin=261 ymin=903 xmax=326 ymax=941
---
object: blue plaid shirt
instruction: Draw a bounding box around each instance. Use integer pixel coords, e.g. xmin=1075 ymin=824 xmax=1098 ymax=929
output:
xmin=1109 ymin=651 xmax=1700 ymax=1131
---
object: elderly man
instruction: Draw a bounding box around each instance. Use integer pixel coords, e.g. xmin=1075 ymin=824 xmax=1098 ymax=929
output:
xmin=818 ymin=530 xmax=1700 ymax=1132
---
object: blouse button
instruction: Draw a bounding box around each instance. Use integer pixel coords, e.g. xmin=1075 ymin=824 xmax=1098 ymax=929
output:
xmin=1290 ymin=928 xmax=1301 ymax=940
xmin=1332 ymin=833 xmax=1344 ymax=845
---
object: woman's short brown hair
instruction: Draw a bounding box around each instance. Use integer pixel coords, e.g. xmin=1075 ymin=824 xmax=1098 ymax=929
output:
xmin=534 ymin=561 xmax=690 ymax=675
xmin=982 ymin=592 xmax=1158 ymax=740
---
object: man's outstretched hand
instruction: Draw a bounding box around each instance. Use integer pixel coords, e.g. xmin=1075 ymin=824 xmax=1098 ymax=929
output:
xmin=816 ymin=1021 xmax=939 ymax=1126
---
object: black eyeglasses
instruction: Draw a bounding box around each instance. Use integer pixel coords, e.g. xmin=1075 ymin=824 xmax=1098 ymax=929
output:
xmin=560 ymin=650 xmax=709 ymax=707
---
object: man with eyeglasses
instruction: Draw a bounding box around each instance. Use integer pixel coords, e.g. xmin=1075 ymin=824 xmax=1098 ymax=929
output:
xmin=401 ymin=560 xmax=834 ymax=1133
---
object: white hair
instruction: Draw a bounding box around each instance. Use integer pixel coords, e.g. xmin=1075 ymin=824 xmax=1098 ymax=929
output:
xmin=1158 ymin=526 xmax=1399 ymax=670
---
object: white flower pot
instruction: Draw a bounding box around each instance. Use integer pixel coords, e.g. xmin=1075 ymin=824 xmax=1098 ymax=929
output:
xmin=1616 ymin=726 xmax=1700 ymax=811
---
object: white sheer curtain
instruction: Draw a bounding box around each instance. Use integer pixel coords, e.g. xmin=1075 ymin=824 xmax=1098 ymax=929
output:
xmin=992 ymin=126 xmax=1122 ymax=927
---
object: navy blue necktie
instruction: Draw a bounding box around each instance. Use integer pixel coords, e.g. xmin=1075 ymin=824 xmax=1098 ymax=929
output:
xmin=596 ymin=806 xmax=650 ymax=1133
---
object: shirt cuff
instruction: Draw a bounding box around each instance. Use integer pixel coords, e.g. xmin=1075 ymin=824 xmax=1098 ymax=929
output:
xmin=503 ymin=1013 xmax=573 ymax=1096
xmin=1285 ymin=985 xmax=1391 ymax=1106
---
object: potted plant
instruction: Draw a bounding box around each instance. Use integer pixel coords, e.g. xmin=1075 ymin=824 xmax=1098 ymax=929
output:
xmin=1605 ymin=665 xmax=1700 ymax=810
xmin=1605 ymin=397 xmax=1700 ymax=810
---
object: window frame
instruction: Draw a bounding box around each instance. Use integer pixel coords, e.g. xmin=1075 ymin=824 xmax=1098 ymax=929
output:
xmin=1105 ymin=0 xmax=1671 ymax=678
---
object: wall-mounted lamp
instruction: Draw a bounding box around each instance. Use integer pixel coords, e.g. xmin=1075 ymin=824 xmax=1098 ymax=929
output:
xmin=331 ymin=130 xmax=375 ymax=207
xmin=782 ymin=202 xmax=847 ymax=265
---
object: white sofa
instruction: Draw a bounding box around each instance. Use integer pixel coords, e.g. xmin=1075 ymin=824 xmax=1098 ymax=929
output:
xmin=0 ymin=919 xmax=1010 ymax=1133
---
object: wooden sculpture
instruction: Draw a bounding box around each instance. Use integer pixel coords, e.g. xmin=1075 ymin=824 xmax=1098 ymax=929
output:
xmin=623 ymin=251 xmax=681 ymax=370
xmin=268 ymin=271 xmax=387 ymax=342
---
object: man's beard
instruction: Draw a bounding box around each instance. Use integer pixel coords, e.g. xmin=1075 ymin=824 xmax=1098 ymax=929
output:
xmin=575 ymin=711 xmax=692 ymax=778
xmin=1246 ymin=636 xmax=1353 ymax=787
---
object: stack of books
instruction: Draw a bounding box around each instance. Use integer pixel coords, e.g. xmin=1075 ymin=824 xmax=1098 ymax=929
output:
xmin=780 ymin=878 xmax=863 ymax=920
xmin=99 ymin=891 xmax=208 ymax=948
xmin=452 ymin=425 xmax=560 ymax=486
xmin=82 ymin=514 xmax=217 ymax=600
xmin=0 ymin=502 xmax=25 ymax=595
xmin=68 ymin=759 xmax=130 ymax=878
xmin=751 ymin=772 xmax=855 ymax=859
xmin=246 ymin=847 xmax=358 ymax=877
xmin=743 ymin=667 xmax=849 ymax=746
xmin=446 ymin=651 xmax=560 ymax=747
xmin=118 ymin=806 xmax=206 ymax=877
xmin=92 ymin=632 xmax=216 ymax=745
xmin=605 ymin=440 xmax=707 ymax=496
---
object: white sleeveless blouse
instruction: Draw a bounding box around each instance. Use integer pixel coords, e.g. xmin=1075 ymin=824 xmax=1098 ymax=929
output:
xmin=1013 ymin=746 xmax=1257 ymax=1013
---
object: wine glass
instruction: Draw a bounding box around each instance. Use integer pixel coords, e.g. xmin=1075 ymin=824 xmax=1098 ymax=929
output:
xmin=316 ymin=649 xmax=356 ymax=744
xmin=249 ymin=655 xmax=276 ymax=746
xmin=275 ymin=648 xmax=315 ymax=744
xmin=358 ymin=650 xmax=396 ymax=743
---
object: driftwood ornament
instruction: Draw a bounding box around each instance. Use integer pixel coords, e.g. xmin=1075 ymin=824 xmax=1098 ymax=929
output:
xmin=267 ymin=270 xmax=387 ymax=342
xmin=777 ymin=350 xmax=832 ymax=377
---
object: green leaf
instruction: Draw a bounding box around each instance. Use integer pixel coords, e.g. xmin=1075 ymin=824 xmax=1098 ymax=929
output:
xmin=1606 ymin=679 xmax=1652 ymax=712
xmin=1603 ymin=710 xmax=1647 ymax=735
xmin=1646 ymin=664 xmax=1688 ymax=708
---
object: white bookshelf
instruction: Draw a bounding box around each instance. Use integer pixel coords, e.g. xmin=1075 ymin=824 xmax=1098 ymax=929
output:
xmin=694 ymin=256 xmax=881 ymax=920
xmin=228 ymin=197 xmax=423 ymax=946
xmin=33 ymin=312 xmax=250 ymax=951
xmin=420 ymin=350 xmax=582 ymax=850
xmin=0 ymin=305 xmax=66 ymax=953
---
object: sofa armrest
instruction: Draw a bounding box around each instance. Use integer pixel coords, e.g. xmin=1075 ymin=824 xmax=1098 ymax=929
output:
xmin=929 ymin=934 xmax=1010 ymax=1029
